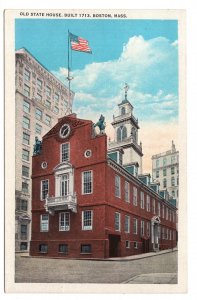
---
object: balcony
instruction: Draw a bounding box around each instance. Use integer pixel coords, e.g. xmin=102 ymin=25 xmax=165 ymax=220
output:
xmin=112 ymin=112 xmax=138 ymax=126
xmin=45 ymin=193 xmax=77 ymax=214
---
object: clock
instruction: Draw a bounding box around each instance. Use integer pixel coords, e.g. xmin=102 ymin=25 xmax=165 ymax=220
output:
xmin=59 ymin=124 xmax=71 ymax=139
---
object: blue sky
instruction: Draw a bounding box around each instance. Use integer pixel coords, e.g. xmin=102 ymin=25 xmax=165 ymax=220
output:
xmin=15 ymin=18 xmax=178 ymax=171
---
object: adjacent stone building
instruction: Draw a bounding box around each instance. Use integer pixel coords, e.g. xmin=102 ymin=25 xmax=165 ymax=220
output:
xmin=152 ymin=141 xmax=179 ymax=207
xmin=15 ymin=48 xmax=74 ymax=252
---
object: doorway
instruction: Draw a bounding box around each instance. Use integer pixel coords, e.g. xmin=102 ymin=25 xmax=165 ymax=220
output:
xmin=109 ymin=234 xmax=120 ymax=257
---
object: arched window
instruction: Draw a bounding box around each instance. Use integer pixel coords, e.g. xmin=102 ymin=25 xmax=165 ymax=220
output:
xmin=121 ymin=107 xmax=126 ymax=115
xmin=117 ymin=126 xmax=127 ymax=142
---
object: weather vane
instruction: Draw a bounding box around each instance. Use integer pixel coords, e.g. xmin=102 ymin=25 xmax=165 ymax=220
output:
xmin=124 ymin=83 xmax=129 ymax=100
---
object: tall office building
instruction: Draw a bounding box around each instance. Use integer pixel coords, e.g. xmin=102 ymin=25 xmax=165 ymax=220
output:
xmin=15 ymin=48 xmax=74 ymax=252
xmin=152 ymin=141 xmax=179 ymax=206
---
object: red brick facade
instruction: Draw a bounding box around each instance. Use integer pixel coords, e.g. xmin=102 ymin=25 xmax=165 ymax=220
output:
xmin=30 ymin=114 xmax=177 ymax=258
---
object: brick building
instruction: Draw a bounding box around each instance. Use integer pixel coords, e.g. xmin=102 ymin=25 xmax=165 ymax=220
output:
xmin=30 ymin=112 xmax=177 ymax=258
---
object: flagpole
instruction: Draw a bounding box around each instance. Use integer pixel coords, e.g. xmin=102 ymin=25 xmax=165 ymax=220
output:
xmin=67 ymin=30 xmax=72 ymax=114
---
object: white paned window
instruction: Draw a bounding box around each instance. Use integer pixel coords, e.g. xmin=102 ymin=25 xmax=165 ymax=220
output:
xmin=37 ymin=78 xmax=42 ymax=89
xmin=46 ymin=86 xmax=51 ymax=97
xmin=133 ymin=218 xmax=138 ymax=234
xmin=146 ymin=195 xmax=150 ymax=212
xmin=24 ymin=84 xmax=30 ymax=97
xmin=59 ymin=212 xmax=70 ymax=231
xmin=23 ymin=116 xmax=30 ymax=129
xmin=23 ymin=132 xmax=30 ymax=145
xmin=124 ymin=181 xmax=129 ymax=202
xmin=82 ymin=171 xmax=93 ymax=194
xmin=22 ymin=149 xmax=29 ymax=161
xmin=24 ymin=69 xmax=30 ymax=81
xmin=45 ymin=114 xmax=51 ymax=126
xmin=41 ymin=180 xmax=49 ymax=200
xmin=82 ymin=210 xmax=93 ymax=230
xmin=158 ymin=202 xmax=161 ymax=216
xmin=115 ymin=212 xmax=121 ymax=231
xmin=140 ymin=191 xmax=144 ymax=209
xmin=133 ymin=186 xmax=137 ymax=206
xmin=141 ymin=220 xmax=145 ymax=236
xmin=40 ymin=214 xmax=49 ymax=232
xmin=35 ymin=123 xmax=42 ymax=134
xmin=23 ymin=100 xmax=30 ymax=113
xmin=125 ymin=215 xmax=130 ymax=233
xmin=35 ymin=108 xmax=42 ymax=120
xmin=36 ymin=93 xmax=42 ymax=102
xmin=61 ymin=143 xmax=70 ymax=162
xmin=115 ymin=175 xmax=121 ymax=198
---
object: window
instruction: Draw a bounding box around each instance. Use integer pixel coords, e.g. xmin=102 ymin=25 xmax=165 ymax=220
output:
xmin=46 ymin=86 xmax=51 ymax=97
xmin=115 ymin=212 xmax=121 ymax=231
xmin=156 ymin=170 xmax=159 ymax=178
xmin=126 ymin=241 xmax=130 ymax=248
xmin=163 ymin=157 xmax=167 ymax=166
xmin=169 ymin=210 xmax=171 ymax=222
xmin=82 ymin=171 xmax=93 ymax=194
xmin=21 ymin=224 xmax=27 ymax=240
xmin=23 ymin=100 xmax=30 ymax=113
xmin=82 ymin=210 xmax=93 ymax=230
xmin=171 ymin=167 xmax=175 ymax=175
xmin=166 ymin=228 xmax=169 ymax=240
xmin=125 ymin=215 xmax=130 ymax=233
xmin=171 ymin=177 xmax=175 ymax=186
xmin=39 ymin=244 xmax=48 ymax=253
xmin=163 ymin=168 xmax=167 ymax=176
xmin=177 ymin=177 xmax=179 ymax=185
xmin=21 ymin=199 xmax=28 ymax=211
xmin=35 ymin=123 xmax=42 ymax=135
xmin=22 ymin=165 xmax=29 ymax=177
xmin=60 ymin=174 xmax=69 ymax=196
xmin=81 ymin=244 xmax=92 ymax=254
xmin=133 ymin=186 xmax=137 ymax=206
xmin=59 ymin=244 xmax=68 ymax=254
xmin=22 ymin=149 xmax=29 ymax=161
xmin=45 ymin=100 xmax=51 ymax=108
xmin=35 ymin=108 xmax=42 ymax=120
xmin=22 ymin=182 xmax=29 ymax=193
xmin=59 ymin=212 xmax=70 ymax=231
xmin=45 ymin=114 xmax=51 ymax=126
xmin=117 ymin=126 xmax=127 ymax=142
xmin=54 ymin=106 xmax=59 ymax=114
xmin=163 ymin=178 xmax=167 ymax=188
xmin=24 ymin=69 xmax=30 ymax=81
xmin=152 ymin=199 xmax=155 ymax=214
xmin=40 ymin=214 xmax=49 ymax=232
xmin=166 ymin=207 xmax=169 ymax=220
xmin=172 ymin=190 xmax=175 ymax=197
xmin=121 ymin=107 xmax=126 ymax=115
xmin=36 ymin=93 xmax=42 ymax=102
xmin=134 ymin=241 xmax=138 ymax=249
xmin=147 ymin=222 xmax=150 ymax=237
xmin=158 ymin=202 xmax=161 ymax=216
xmin=140 ymin=191 xmax=144 ymax=209
xmin=133 ymin=218 xmax=138 ymax=234
xmin=54 ymin=93 xmax=59 ymax=102
xmin=24 ymin=84 xmax=30 ymax=97
xmin=171 ymin=156 xmax=176 ymax=164
xmin=115 ymin=175 xmax=121 ymax=198
xmin=146 ymin=195 xmax=150 ymax=212
xmin=20 ymin=242 xmax=28 ymax=251
xmin=169 ymin=230 xmax=172 ymax=240
xmin=141 ymin=220 xmax=144 ymax=236
xmin=41 ymin=180 xmax=49 ymax=200
xmin=156 ymin=159 xmax=159 ymax=168
xmin=22 ymin=132 xmax=30 ymax=145
xmin=162 ymin=204 xmax=165 ymax=219
xmin=37 ymin=78 xmax=42 ymax=89
xmin=61 ymin=143 xmax=70 ymax=162
xmin=23 ymin=116 xmax=30 ymax=129
xmin=124 ymin=181 xmax=129 ymax=202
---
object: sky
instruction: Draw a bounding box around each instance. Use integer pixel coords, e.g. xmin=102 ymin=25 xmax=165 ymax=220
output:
xmin=15 ymin=18 xmax=179 ymax=173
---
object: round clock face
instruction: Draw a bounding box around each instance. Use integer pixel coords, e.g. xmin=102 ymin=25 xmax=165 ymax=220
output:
xmin=59 ymin=124 xmax=71 ymax=139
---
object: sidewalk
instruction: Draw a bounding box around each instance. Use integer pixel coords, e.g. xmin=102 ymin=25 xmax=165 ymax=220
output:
xmin=107 ymin=248 xmax=178 ymax=261
xmin=123 ymin=273 xmax=177 ymax=284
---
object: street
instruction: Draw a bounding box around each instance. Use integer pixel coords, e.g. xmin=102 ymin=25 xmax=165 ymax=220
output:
xmin=15 ymin=250 xmax=177 ymax=284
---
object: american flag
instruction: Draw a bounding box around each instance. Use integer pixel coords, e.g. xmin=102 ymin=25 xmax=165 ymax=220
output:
xmin=69 ymin=32 xmax=92 ymax=53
